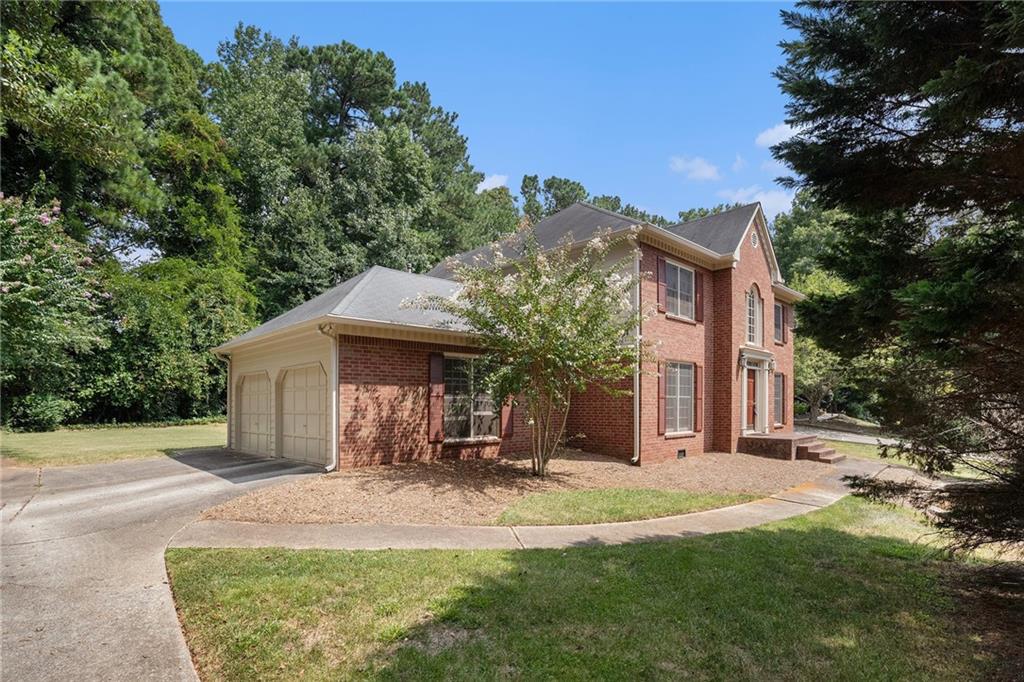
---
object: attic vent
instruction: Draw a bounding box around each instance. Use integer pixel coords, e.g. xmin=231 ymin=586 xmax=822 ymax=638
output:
xmin=751 ymin=231 xmax=760 ymax=248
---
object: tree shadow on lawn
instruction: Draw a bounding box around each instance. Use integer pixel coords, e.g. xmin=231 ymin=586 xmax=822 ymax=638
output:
xmin=362 ymin=522 xmax=1015 ymax=675
xmin=170 ymin=510 xmax=1022 ymax=681
xmin=362 ymin=525 xmax=1019 ymax=681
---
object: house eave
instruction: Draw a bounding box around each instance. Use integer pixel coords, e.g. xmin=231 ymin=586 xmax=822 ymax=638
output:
xmin=772 ymin=282 xmax=805 ymax=303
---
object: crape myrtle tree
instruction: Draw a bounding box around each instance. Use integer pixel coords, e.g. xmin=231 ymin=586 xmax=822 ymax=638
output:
xmin=775 ymin=1 xmax=1024 ymax=552
xmin=418 ymin=229 xmax=651 ymax=476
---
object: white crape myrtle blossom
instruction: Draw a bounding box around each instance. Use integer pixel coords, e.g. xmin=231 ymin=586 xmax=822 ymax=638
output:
xmin=417 ymin=225 xmax=651 ymax=476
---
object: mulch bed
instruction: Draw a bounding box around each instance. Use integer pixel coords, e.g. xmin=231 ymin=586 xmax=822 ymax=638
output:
xmin=202 ymin=450 xmax=827 ymax=526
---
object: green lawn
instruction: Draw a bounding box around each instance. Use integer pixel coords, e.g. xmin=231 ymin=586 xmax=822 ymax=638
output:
xmin=825 ymin=439 xmax=988 ymax=480
xmin=496 ymin=488 xmax=756 ymax=525
xmin=824 ymin=439 xmax=891 ymax=463
xmin=166 ymin=498 xmax=1005 ymax=681
xmin=0 ymin=422 xmax=226 ymax=466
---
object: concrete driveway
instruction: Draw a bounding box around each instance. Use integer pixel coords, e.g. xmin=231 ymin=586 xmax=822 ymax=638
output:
xmin=1 ymin=450 xmax=317 ymax=681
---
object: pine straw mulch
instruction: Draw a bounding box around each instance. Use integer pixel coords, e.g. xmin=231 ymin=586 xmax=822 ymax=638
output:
xmin=201 ymin=450 xmax=827 ymax=526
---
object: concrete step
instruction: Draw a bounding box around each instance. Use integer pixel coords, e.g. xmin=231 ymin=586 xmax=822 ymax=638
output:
xmin=796 ymin=442 xmax=845 ymax=464
xmin=817 ymin=451 xmax=846 ymax=464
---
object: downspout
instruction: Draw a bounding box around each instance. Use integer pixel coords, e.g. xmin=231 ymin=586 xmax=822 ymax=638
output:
xmin=318 ymin=323 xmax=340 ymax=472
xmin=214 ymin=351 xmax=232 ymax=450
xmin=631 ymin=247 xmax=641 ymax=465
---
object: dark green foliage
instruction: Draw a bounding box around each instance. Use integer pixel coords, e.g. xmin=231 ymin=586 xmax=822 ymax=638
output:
xmin=776 ymin=1 xmax=1024 ymax=552
xmin=676 ymin=203 xmax=741 ymax=223
xmin=76 ymin=259 xmax=257 ymax=422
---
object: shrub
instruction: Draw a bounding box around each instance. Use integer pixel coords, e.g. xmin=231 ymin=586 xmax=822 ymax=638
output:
xmin=10 ymin=394 xmax=80 ymax=431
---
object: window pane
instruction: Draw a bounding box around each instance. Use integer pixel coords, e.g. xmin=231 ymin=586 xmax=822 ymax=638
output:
xmin=677 ymin=363 xmax=693 ymax=432
xmin=774 ymin=304 xmax=784 ymax=342
xmin=444 ymin=358 xmax=471 ymax=438
xmin=665 ymin=364 xmax=678 ymax=433
xmin=666 ymin=264 xmax=679 ymax=316
xmin=666 ymin=362 xmax=693 ymax=433
xmin=774 ymin=374 xmax=784 ymax=424
xmin=747 ymin=293 xmax=756 ymax=343
xmin=679 ymin=269 xmax=694 ymax=318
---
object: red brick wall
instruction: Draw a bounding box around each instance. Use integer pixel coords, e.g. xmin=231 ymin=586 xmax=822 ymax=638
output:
xmin=637 ymin=217 xmax=793 ymax=462
xmin=638 ymin=242 xmax=714 ymax=463
xmin=337 ymin=335 xmax=530 ymax=468
xmin=565 ymin=377 xmax=634 ymax=460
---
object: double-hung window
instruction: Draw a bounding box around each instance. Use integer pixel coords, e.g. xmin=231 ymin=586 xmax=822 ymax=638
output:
xmin=443 ymin=357 xmax=499 ymax=439
xmin=665 ymin=362 xmax=695 ymax=434
xmin=746 ymin=288 xmax=763 ymax=346
xmin=774 ymin=373 xmax=786 ymax=425
xmin=774 ymin=303 xmax=785 ymax=343
xmin=665 ymin=261 xmax=695 ymax=319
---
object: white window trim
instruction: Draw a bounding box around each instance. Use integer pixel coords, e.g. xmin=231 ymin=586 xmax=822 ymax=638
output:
xmin=664 ymin=258 xmax=696 ymax=322
xmin=442 ymin=354 xmax=499 ymax=441
xmin=746 ymin=288 xmax=763 ymax=347
xmin=665 ymin=360 xmax=696 ymax=436
xmin=774 ymin=372 xmax=785 ymax=427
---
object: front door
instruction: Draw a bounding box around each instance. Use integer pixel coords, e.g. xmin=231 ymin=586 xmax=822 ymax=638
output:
xmin=746 ymin=369 xmax=757 ymax=430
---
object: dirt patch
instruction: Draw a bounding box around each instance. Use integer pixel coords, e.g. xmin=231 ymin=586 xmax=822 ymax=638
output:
xmin=202 ymin=450 xmax=828 ymax=526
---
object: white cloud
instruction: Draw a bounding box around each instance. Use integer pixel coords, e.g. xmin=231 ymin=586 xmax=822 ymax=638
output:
xmin=731 ymin=154 xmax=747 ymax=173
xmin=717 ymin=185 xmax=795 ymax=220
xmin=475 ymin=174 xmax=508 ymax=193
xmin=755 ymin=122 xmax=797 ymax=148
xmin=668 ymin=155 xmax=721 ymax=181
xmin=760 ymin=158 xmax=787 ymax=174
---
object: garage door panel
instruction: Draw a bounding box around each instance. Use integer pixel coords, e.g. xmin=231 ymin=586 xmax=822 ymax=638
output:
xmin=279 ymin=365 xmax=328 ymax=466
xmin=237 ymin=374 xmax=271 ymax=456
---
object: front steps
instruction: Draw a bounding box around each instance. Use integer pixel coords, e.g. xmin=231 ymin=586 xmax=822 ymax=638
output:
xmin=737 ymin=433 xmax=846 ymax=464
xmin=796 ymin=439 xmax=845 ymax=464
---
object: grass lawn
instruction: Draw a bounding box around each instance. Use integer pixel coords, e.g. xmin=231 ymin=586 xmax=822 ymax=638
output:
xmin=824 ymin=439 xmax=891 ymax=463
xmin=495 ymin=488 xmax=757 ymax=525
xmin=0 ymin=422 xmax=226 ymax=467
xmin=824 ymin=440 xmax=989 ymax=481
xmin=166 ymin=498 xmax=1011 ymax=681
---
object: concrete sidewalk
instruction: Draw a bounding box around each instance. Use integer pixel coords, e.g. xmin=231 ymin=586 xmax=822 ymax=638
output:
xmin=168 ymin=457 xmax=887 ymax=551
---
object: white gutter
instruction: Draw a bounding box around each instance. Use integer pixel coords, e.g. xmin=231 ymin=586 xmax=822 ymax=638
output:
xmin=214 ymin=352 xmax=232 ymax=450
xmin=317 ymin=323 xmax=340 ymax=473
xmin=631 ymin=247 xmax=641 ymax=465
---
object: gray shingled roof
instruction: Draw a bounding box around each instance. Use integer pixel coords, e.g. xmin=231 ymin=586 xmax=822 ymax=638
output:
xmin=217 ymin=266 xmax=466 ymax=349
xmin=427 ymin=201 xmax=761 ymax=279
xmin=663 ymin=203 xmax=759 ymax=255
xmin=426 ymin=202 xmax=644 ymax=279
xmin=219 ymin=202 xmax=769 ymax=350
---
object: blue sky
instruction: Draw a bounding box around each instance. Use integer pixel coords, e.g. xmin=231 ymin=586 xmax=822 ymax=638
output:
xmin=160 ymin=2 xmax=798 ymax=220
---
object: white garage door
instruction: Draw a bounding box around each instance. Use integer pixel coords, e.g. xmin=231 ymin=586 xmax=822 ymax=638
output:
xmin=280 ymin=365 xmax=328 ymax=465
xmin=237 ymin=373 xmax=271 ymax=455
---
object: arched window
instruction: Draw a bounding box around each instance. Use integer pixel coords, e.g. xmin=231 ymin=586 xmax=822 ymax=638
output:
xmin=746 ymin=285 xmax=762 ymax=346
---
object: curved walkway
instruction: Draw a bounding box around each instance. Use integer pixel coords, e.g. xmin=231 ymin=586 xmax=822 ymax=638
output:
xmin=169 ymin=457 xmax=888 ymax=551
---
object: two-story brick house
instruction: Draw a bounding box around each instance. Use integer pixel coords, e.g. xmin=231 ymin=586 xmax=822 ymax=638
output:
xmin=213 ymin=201 xmax=821 ymax=470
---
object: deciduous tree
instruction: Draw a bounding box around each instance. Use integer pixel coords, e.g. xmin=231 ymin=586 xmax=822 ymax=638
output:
xmin=420 ymin=230 xmax=649 ymax=476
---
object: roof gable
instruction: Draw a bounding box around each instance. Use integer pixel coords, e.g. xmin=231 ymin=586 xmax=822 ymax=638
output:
xmin=663 ymin=203 xmax=760 ymax=255
xmin=427 ymin=202 xmax=643 ymax=279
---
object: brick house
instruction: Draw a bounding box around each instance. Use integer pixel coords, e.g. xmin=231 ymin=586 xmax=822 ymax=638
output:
xmin=213 ymin=201 xmax=806 ymax=470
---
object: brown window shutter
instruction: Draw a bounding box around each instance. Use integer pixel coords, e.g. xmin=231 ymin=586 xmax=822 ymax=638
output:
xmin=695 ymin=271 xmax=704 ymax=323
xmin=428 ymin=353 xmax=445 ymax=443
xmin=657 ymin=257 xmax=667 ymax=313
xmin=694 ymin=364 xmax=704 ymax=433
xmin=657 ymin=361 xmax=666 ymax=435
xmin=501 ymin=401 xmax=513 ymax=437
xmin=782 ymin=304 xmax=789 ymax=343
